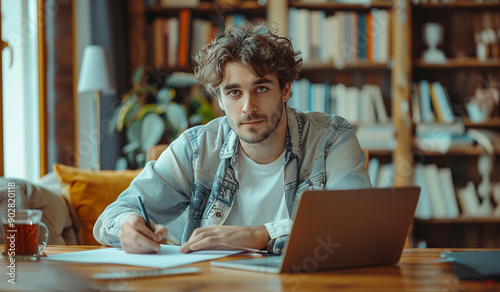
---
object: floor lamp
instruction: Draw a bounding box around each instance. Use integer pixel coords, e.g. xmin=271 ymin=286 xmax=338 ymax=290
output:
xmin=77 ymin=46 xmax=115 ymax=170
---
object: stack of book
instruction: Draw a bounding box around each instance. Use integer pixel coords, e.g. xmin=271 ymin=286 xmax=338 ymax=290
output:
xmin=151 ymin=11 xmax=259 ymax=69
xmin=288 ymin=8 xmax=390 ymax=64
xmin=411 ymin=80 xmax=455 ymax=124
xmin=290 ymin=81 xmax=389 ymax=123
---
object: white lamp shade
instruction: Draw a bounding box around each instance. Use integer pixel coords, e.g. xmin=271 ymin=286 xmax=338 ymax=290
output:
xmin=77 ymin=45 xmax=116 ymax=94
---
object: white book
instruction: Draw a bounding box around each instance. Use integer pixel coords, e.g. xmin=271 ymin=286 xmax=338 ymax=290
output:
xmin=416 ymin=121 xmax=465 ymax=136
xmin=438 ymin=168 xmax=460 ymax=218
xmin=369 ymin=85 xmax=389 ymax=123
xmin=457 ymin=182 xmax=482 ymax=217
xmin=298 ymin=79 xmax=310 ymax=113
xmin=289 ymin=8 xmax=298 ymax=52
xmin=376 ymin=163 xmax=394 ymax=188
xmin=413 ymin=164 xmax=433 ymax=220
xmin=167 ymin=18 xmax=179 ymax=67
xmin=335 ymin=83 xmax=347 ymax=119
xmin=345 ymin=87 xmax=361 ymax=123
xmin=325 ymin=15 xmax=335 ymax=62
xmin=371 ymin=9 xmax=379 ymax=61
xmin=310 ymin=10 xmax=321 ymax=61
xmin=423 ymin=164 xmax=448 ymax=219
xmin=289 ymin=82 xmax=300 ymax=110
xmin=356 ymin=123 xmax=395 ymax=140
xmin=357 ymin=139 xmax=396 ymax=151
xmin=367 ymin=157 xmax=380 ymax=188
xmin=331 ymin=13 xmax=343 ymax=63
xmin=296 ymin=9 xmax=311 ymax=64
xmin=377 ymin=9 xmax=389 ymax=62
xmin=311 ymin=83 xmax=326 ymax=113
xmin=190 ymin=18 xmax=200 ymax=59
xmin=359 ymin=85 xmax=376 ymax=123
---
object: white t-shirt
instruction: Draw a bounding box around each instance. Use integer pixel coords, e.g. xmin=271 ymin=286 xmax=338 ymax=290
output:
xmin=223 ymin=147 xmax=290 ymax=238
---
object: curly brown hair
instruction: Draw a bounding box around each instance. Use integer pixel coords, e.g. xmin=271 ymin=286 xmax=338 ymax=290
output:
xmin=194 ymin=21 xmax=302 ymax=98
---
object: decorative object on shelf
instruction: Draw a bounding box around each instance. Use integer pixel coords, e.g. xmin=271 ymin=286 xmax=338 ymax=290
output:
xmin=110 ymin=67 xmax=216 ymax=169
xmin=492 ymin=183 xmax=500 ymax=216
xmin=77 ymin=45 xmax=116 ymax=171
xmin=477 ymin=154 xmax=494 ymax=216
xmin=466 ymin=82 xmax=500 ymax=123
xmin=421 ymin=22 xmax=447 ymax=64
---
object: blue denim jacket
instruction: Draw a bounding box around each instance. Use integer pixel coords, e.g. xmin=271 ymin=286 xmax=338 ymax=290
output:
xmin=94 ymin=106 xmax=372 ymax=253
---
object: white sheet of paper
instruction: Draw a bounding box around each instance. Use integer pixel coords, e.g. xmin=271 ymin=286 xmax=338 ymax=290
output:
xmin=45 ymin=245 xmax=242 ymax=269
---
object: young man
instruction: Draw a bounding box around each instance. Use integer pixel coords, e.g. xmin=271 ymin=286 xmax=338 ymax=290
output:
xmin=94 ymin=22 xmax=371 ymax=254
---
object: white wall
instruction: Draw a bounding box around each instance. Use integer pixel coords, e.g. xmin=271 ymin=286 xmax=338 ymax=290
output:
xmin=1 ymin=0 xmax=40 ymax=181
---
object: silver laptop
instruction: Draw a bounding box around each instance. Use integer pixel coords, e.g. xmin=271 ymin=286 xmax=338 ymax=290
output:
xmin=211 ymin=187 xmax=420 ymax=273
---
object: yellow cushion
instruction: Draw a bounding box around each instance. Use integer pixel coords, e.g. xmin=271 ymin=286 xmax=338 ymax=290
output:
xmin=53 ymin=164 xmax=142 ymax=245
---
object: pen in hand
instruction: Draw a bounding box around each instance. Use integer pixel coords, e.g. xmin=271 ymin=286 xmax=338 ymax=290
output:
xmin=137 ymin=196 xmax=152 ymax=230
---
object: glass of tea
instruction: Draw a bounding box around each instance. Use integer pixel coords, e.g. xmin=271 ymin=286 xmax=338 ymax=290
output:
xmin=1 ymin=209 xmax=49 ymax=261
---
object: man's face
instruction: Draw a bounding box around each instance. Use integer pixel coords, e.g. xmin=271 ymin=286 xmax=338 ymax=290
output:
xmin=218 ymin=61 xmax=291 ymax=145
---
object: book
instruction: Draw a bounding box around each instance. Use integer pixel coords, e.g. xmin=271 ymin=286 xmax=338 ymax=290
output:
xmin=376 ymin=163 xmax=394 ymax=188
xmin=457 ymin=182 xmax=482 ymax=217
xmin=377 ymin=9 xmax=389 ymax=62
xmin=296 ymin=9 xmax=311 ymax=63
xmin=366 ymin=11 xmax=373 ymax=61
xmin=177 ymin=9 xmax=192 ymax=67
xmin=356 ymin=123 xmax=395 ymax=140
xmin=423 ymin=164 xmax=448 ymax=219
xmin=419 ymin=80 xmax=433 ymax=123
xmin=356 ymin=123 xmax=396 ymax=150
xmin=335 ymin=83 xmax=347 ymax=118
xmin=359 ymin=85 xmax=376 ymax=123
xmin=413 ymin=164 xmax=433 ymax=220
xmin=430 ymin=82 xmax=455 ymax=123
xmin=345 ymin=87 xmax=361 ymax=123
xmin=369 ymin=85 xmax=389 ymax=123
xmin=310 ymin=83 xmax=327 ymax=113
xmin=416 ymin=121 xmax=465 ymax=136
xmin=153 ymin=18 xmax=165 ymax=68
xmin=329 ymin=85 xmax=337 ymax=115
xmin=438 ymin=167 xmax=460 ymax=218
xmin=160 ymin=0 xmax=199 ymax=7
xmin=167 ymin=18 xmax=179 ymax=68
xmin=367 ymin=157 xmax=380 ymax=188
xmin=467 ymin=128 xmax=500 ymax=155
xmin=358 ymin=13 xmax=367 ymax=60
xmin=411 ymin=83 xmax=422 ymax=124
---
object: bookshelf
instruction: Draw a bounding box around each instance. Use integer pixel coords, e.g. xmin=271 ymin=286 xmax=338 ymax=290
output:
xmin=126 ymin=0 xmax=500 ymax=247
xmin=408 ymin=1 xmax=500 ymax=247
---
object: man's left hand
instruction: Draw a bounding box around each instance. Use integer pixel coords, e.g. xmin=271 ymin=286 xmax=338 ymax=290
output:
xmin=179 ymin=225 xmax=269 ymax=253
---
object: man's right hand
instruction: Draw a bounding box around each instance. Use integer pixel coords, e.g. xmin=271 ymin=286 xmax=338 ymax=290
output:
xmin=119 ymin=213 xmax=168 ymax=254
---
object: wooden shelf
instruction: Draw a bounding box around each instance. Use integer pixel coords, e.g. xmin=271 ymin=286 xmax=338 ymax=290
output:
xmin=147 ymin=1 xmax=266 ymax=17
xmin=464 ymin=117 xmax=500 ymax=128
xmin=413 ymin=58 xmax=500 ymax=69
xmin=367 ymin=149 xmax=393 ymax=156
xmin=291 ymin=0 xmax=393 ymax=10
xmin=301 ymin=60 xmax=391 ymax=71
xmin=415 ymin=217 xmax=500 ymax=224
xmin=413 ymin=2 xmax=500 ymax=9
xmin=414 ymin=144 xmax=490 ymax=156
xmin=156 ymin=65 xmax=194 ymax=73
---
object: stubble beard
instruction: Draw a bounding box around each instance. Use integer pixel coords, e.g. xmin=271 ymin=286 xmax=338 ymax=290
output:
xmin=233 ymin=99 xmax=284 ymax=144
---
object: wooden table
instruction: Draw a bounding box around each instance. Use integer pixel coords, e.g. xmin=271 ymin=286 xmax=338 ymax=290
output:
xmin=1 ymin=245 xmax=499 ymax=291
